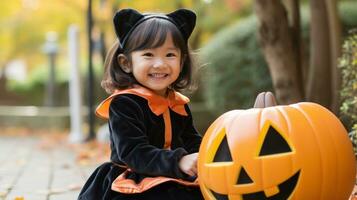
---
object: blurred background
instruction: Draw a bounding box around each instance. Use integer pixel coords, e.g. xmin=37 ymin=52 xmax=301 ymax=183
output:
xmin=1 ymin=0 xmax=357 ymax=199
xmin=0 ymin=0 xmax=356 ymax=142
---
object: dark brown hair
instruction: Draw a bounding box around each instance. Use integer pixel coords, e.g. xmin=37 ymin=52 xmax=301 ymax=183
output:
xmin=101 ymin=18 xmax=195 ymax=94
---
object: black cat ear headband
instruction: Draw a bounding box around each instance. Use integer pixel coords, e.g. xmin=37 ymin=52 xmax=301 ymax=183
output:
xmin=113 ymin=8 xmax=196 ymax=48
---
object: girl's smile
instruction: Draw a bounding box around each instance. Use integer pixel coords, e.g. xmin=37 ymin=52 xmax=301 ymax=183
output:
xmin=149 ymin=73 xmax=168 ymax=78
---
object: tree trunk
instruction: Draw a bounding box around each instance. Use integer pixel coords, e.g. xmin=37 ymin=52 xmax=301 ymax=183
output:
xmin=254 ymin=0 xmax=303 ymax=104
xmin=307 ymin=0 xmax=332 ymax=108
xmin=326 ymin=0 xmax=342 ymax=113
xmin=99 ymin=31 xmax=107 ymax=64
xmin=283 ymin=0 xmax=305 ymax=98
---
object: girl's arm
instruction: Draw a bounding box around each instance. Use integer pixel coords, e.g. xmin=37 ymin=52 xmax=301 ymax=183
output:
xmin=109 ymin=95 xmax=192 ymax=180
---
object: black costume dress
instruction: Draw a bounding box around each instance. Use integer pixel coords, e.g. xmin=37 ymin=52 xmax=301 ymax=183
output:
xmin=78 ymin=86 xmax=203 ymax=200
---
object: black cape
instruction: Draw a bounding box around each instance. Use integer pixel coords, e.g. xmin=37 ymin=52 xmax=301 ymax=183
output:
xmin=78 ymin=93 xmax=203 ymax=200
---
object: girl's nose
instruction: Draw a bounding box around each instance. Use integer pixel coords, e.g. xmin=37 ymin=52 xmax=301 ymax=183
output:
xmin=153 ymin=58 xmax=166 ymax=68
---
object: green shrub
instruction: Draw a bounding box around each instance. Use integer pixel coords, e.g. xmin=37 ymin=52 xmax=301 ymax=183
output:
xmin=339 ymin=1 xmax=357 ymax=32
xmin=339 ymin=30 xmax=357 ymax=153
xmin=200 ymin=16 xmax=273 ymax=113
xmin=7 ymin=61 xmax=106 ymax=106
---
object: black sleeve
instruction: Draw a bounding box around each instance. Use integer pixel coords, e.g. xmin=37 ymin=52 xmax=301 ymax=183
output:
xmin=109 ymin=95 xmax=192 ymax=180
xmin=181 ymin=104 xmax=202 ymax=153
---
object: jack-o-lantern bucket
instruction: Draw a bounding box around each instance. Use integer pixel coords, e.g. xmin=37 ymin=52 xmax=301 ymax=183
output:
xmin=198 ymin=102 xmax=356 ymax=200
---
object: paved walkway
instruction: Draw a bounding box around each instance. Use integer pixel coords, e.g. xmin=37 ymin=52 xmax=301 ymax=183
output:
xmin=1 ymin=135 xmax=356 ymax=200
xmin=0 ymin=135 xmax=100 ymax=200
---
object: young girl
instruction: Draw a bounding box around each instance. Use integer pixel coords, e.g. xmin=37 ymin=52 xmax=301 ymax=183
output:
xmin=78 ymin=8 xmax=203 ymax=200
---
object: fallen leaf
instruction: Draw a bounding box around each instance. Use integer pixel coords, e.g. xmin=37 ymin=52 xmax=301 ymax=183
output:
xmin=0 ymin=191 xmax=7 ymax=197
xmin=68 ymin=183 xmax=82 ymax=191
xmin=36 ymin=188 xmax=67 ymax=195
xmin=16 ymin=159 xmax=27 ymax=166
xmin=50 ymin=188 xmax=67 ymax=194
xmin=61 ymin=163 xmax=71 ymax=169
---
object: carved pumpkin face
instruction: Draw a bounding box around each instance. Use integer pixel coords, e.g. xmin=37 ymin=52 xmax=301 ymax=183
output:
xmin=198 ymin=103 xmax=356 ymax=200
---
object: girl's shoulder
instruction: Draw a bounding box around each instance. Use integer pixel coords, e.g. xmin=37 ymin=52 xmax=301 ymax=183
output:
xmin=108 ymin=94 xmax=150 ymax=120
xmin=110 ymin=93 xmax=149 ymax=111
xmin=96 ymin=93 xmax=149 ymax=120
xmin=111 ymin=93 xmax=148 ymax=105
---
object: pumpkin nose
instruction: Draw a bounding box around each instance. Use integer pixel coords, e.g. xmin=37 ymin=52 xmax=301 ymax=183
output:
xmin=237 ymin=167 xmax=253 ymax=185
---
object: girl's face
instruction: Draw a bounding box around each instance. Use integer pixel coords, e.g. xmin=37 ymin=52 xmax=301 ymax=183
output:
xmin=130 ymin=34 xmax=181 ymax=97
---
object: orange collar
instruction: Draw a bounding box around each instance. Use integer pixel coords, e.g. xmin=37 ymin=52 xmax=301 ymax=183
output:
xmin=96 ymin=85 xmax=190 ymax=119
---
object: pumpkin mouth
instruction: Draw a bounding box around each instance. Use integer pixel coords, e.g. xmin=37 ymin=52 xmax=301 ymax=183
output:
xmin=210 ymin=170 xmax=300 ymax=200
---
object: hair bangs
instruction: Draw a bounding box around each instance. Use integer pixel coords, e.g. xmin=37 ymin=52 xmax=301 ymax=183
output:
xmin=126 ymin=18 xmax=184 ymax=52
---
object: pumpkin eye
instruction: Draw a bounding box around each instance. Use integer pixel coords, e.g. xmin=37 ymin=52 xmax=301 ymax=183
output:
xmin=259 ymin=126 xmax=292 ymax=156
xmin=213 ymin=135 xmax=233 ymax=162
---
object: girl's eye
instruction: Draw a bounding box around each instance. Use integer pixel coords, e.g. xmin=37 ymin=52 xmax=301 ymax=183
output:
xmin=143 ymin=53 xmax=153 ymax=57
xmin=167 ymin=53 xmax=177 ymax=57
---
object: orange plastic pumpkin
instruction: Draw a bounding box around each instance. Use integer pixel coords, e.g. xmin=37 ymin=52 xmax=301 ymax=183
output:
xmin=198 ymin=102 xmax=356 ymax=200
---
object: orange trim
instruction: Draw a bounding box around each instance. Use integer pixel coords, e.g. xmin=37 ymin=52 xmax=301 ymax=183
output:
xmin=163 ymin=109 xmax=172 ymax=149
xmin=96 ymin=85 xmax=189 ymax=119
xmin=111 ymin=170 xmax=199 ymax=194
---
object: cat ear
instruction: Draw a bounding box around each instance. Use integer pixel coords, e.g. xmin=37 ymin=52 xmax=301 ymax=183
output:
xmin=113 ymin=9 xmax=144 ymax=46
xmin=167 ymin=9 xmax=196 ymax=41
xmin=113 ymin=8 xmax=197 ymax=47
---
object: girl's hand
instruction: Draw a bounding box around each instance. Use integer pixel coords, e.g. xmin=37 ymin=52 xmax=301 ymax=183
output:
xmin=178 ymin=153 xmax=198 ymax=177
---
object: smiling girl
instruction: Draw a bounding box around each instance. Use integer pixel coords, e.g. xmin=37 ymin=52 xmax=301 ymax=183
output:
xmin=78 ymin=8 xmax=203 ymax=200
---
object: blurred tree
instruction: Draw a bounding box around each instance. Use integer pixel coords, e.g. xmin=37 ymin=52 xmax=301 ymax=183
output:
xmin=0 ymin=0 xmax=87 ymax=71
xmin=202 ymin=1 xmax=357 ymax=114
xmin=254 ymin=0 xmax=303 ymax=104
xmin=309 ymin=0 xmax=341 ymax=113
xmin=0 ymin=0 xmax=253 ymax=74
xmin=1 ymin=0 xmax=255 ymax=107
xmin=307 ymin=0 xmax=337 ymax=111
xmin=326 ymin=0 xmax=342 ymax=112
xmin=254 ymin=0 xmax=345 ymax=113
